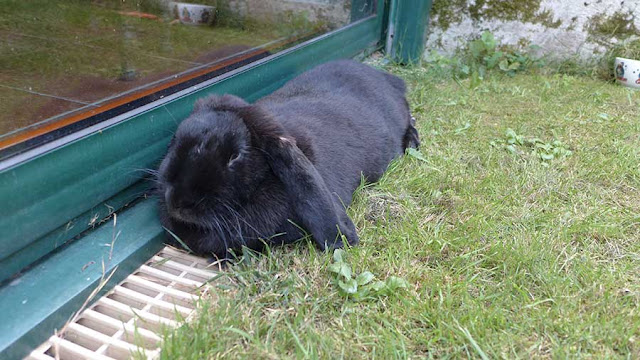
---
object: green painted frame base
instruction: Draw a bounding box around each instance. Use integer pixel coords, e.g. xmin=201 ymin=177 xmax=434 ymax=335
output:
xmin=0 ymin=200 xmax=165 ymax=359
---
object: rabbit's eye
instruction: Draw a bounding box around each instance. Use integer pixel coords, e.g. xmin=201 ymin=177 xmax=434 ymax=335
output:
xmin=228 ymin=152 xmax=240 ymax=164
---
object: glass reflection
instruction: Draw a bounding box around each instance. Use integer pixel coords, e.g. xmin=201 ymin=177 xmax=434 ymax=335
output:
xmin=0 ymin=0 xmax=374 ymax=150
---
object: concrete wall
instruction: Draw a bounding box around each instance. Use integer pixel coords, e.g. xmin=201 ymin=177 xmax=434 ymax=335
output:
xmin=425 ymin=0 xmax=640 ymax=60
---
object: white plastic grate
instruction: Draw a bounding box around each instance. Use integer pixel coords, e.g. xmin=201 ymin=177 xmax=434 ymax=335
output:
xmin=25 ymin=246 xmax=219 ymax=360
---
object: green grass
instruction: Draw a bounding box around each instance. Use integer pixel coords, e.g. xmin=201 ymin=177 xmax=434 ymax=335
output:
xmin=154 ymin=66 xmax=640 ymax=359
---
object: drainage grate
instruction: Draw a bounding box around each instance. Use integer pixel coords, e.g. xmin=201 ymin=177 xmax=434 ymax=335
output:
xmin=25 ymin=247 xmax=218 ymax=360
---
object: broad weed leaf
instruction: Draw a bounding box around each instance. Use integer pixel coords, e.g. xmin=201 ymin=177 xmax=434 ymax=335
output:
xmin=339 ymin=263 xmax=352 ymax=280
xmin=338 ymin=279 xmax=358 ymax=294
xmin=328 ymin=262 xmax=342 ymax=274
xmin=386 ymin=276 xmax=409 ymax=291
xmin=356 ymin=271 xmax=375 ymax=286
xmin=406 ymin=148 xmax=428 ymax=162
xmin=368 ymin=281 xmax=386 ymax=292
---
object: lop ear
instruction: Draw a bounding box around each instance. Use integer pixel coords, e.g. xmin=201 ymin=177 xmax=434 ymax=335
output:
xmin=193 ymin=95 xmax=288 ymax=142
xmin=263 ymin=137 xmax=359 ymax=250
xmin=193 ymin=94 xmax=249 ymax=113
xmin=235 ymin=103 xmax=289 ymax=145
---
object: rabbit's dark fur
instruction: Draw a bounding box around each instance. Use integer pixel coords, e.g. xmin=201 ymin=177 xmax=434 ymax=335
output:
xmin=156 ymin=60 xmax=419 ymax=259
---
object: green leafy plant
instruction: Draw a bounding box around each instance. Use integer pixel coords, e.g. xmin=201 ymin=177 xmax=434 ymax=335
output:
xmin=491 ymin=128 xmax=572 ymax=166
xmin=466 ymin=31 xmax=499 ymax=87
xmin=427 ymin=31 xmax=544 ymax=88
xmin=328 ymin=249 xmax=409 ymax=301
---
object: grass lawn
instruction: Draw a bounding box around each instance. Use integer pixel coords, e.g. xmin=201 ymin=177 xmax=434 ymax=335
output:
xmin=155 ymin=65 xmax=640 ymax=358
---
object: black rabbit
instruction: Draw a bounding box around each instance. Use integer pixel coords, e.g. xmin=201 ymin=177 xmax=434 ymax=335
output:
xmin=156 ymin=60 xmax=420 ymax=259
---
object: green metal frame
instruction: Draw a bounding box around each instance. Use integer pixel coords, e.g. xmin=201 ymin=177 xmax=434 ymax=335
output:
xmin=0 ymin=3 xmax=386 ymax=358
xmin=388 ymin=0 xmax=433 ymax=64
xmin=0 ymin=200 xmax=165 ymax=359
